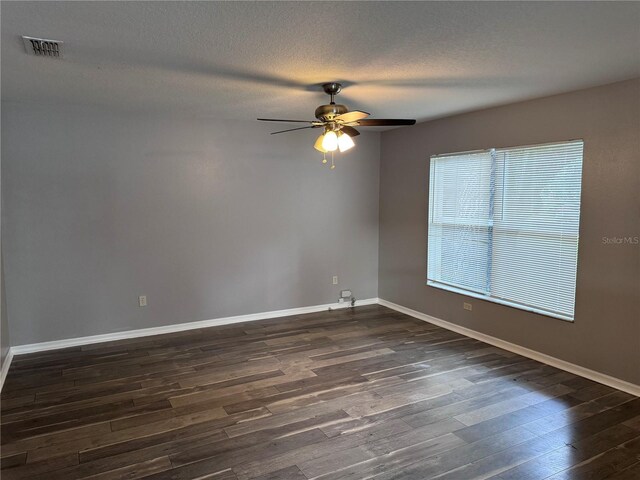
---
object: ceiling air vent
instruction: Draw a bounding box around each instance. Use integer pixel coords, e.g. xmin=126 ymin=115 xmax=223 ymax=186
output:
xmin=22 ymin=36 xmax=63 ymax=58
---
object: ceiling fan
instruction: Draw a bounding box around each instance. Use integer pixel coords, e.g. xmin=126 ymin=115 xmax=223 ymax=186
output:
xmin=258 ymin=82 xmax=416 ymax=168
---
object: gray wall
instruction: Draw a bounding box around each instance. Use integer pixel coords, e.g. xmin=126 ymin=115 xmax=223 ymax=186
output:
xmin=1 ymin=103 xmax=380 ymax=345
xmin=379 ymin=78 xmax=640 ymax=385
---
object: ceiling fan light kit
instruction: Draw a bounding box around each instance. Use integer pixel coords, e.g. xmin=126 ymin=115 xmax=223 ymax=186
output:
xmin=258 ymin=82 xmax=416 ymax=168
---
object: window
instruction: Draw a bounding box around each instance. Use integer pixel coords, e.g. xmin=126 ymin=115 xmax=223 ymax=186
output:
xmin=427 ymin=140 xmax=583 ymax=321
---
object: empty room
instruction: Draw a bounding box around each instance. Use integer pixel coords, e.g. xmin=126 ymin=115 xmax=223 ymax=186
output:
xmin=1 ymin=1 xmax=639 ymax=479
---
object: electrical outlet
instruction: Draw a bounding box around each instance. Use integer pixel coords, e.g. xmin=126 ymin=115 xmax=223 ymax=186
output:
xmin=463 ymin=302 xmax=472 ymax=311
xmin=139 ymin=295 xmax=147 ymax=307
xmin=340 ymin=290 xmax=352 ymax=298
xmin=332 ymin=276 xmax=338 ymax=285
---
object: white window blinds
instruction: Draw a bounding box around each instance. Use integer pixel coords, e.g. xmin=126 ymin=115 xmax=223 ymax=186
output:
xmin=427 ymin=140 xmax=584 ymax=321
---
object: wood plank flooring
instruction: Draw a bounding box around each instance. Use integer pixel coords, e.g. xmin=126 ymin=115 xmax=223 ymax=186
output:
xmin=1 ymin=304 xmax=639 ymax=479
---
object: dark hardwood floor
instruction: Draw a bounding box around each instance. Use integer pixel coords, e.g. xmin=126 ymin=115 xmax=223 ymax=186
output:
xmin=1 ymin=304 xmax=639 ymax=479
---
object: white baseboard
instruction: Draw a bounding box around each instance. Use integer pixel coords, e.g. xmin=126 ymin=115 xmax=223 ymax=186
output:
xmin=1 ymin=348 xmax=14 ymax=392
xmin=378 ymin=298 xmax=640 ymax=397
xmin=9 ymin=298 xmax=380 ymax=356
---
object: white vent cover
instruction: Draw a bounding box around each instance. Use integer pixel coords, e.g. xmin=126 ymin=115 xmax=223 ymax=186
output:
xmin=22 ymin=36 xmax=63 ymax=58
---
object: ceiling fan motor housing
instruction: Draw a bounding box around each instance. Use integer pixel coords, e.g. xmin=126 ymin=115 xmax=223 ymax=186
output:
xmin=315 ymin=103 xmax=348 ymax=122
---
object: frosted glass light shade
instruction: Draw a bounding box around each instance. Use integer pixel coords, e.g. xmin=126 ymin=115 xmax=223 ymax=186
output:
xmin=314 ymin=134 xmax=327 ymax=152
xmin=322 ymin=130 xmax=338 ymax=151
xmin=337 ymin=132 xmax=355 ymax=152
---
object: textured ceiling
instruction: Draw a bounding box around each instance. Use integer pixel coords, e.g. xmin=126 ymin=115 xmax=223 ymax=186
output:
xmin=2 ymin=1 xmax=639 ymax=124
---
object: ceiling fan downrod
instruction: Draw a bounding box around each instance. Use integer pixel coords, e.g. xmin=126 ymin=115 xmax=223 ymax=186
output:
xmin=322 ymin=82 xmax=342 ymax=105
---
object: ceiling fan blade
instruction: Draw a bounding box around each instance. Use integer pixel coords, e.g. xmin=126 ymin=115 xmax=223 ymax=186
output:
xmin=353 ymin=119 xmax=416 ymax=126
xmin=258 ymin=118 xmax=315 ymax=123
xmin=270 ymin=125 xmax=319 ymax=135
xmin=335 ymin=110 xmax=370 ymax=123
xmin=341 ymin=126 xmax=361 ymax=137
